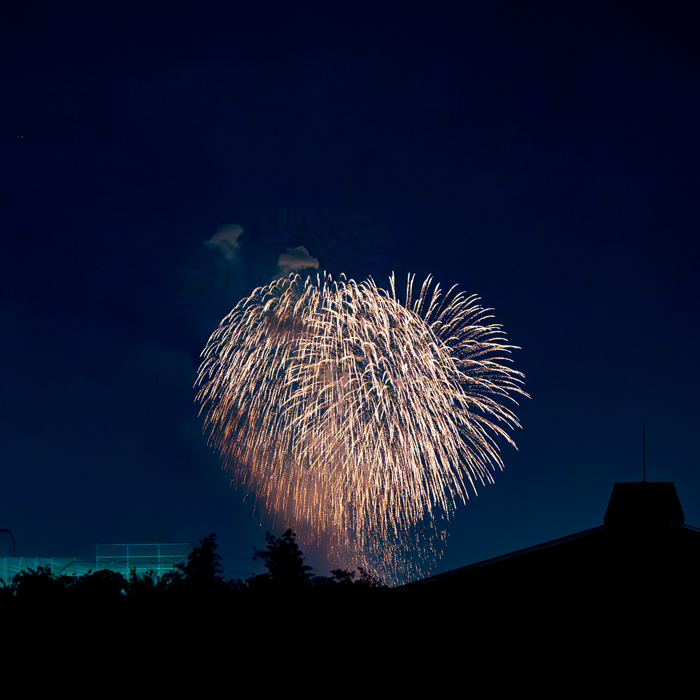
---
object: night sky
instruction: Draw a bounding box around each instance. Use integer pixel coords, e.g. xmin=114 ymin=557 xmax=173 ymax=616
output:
xmin=3 ymin=1 xmax=700 ymax=582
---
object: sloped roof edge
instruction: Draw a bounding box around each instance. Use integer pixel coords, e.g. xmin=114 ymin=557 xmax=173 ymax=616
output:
xmin=397 ymin=523 xmax=611 ymax=590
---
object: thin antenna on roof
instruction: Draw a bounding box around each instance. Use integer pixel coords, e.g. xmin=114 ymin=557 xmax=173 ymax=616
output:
xmin=643 ymin=423 xmax=646 ymax=482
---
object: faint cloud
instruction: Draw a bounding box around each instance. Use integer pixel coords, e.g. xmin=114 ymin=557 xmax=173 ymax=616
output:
xmin=275 ymin=246 xmax=320 ymax=279
xmin=205 ymin=224 xmax=244 ymax=261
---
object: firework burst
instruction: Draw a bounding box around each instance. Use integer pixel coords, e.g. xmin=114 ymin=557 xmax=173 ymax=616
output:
xmin=196 ymin=273 xmax=527 ymax=582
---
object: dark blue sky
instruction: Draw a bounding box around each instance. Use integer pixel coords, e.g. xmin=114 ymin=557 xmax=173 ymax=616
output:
xmin=2 ymin=1 xmax=699 ymax=582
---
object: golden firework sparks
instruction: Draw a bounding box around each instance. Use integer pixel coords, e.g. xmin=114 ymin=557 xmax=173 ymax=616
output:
xmin=196 ymin=273 xmax=527 ymax=583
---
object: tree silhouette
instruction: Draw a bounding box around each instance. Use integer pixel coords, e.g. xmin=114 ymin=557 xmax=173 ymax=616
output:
xmin=249 ymin=529 xmax=312 ymax=588
xmin=72 ymin=569 xmax=127 ymax=599
xmin=128 ymin=569 xmax=161 ymax=599
xmin=176 ymin=533 xmax=224 ymax=582
xmin=2 ymin=531 xmax=388 ymax=604
xmin=330 ymin=567 xmax=385 ymax=588
xmin=11 ymin=565 xmax=73 ymax=599
xmin=169 ymin=533 xmax=229 ymax=598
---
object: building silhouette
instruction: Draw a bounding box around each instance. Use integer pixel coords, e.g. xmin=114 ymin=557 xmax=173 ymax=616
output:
xmin=399 ymin=481 xmax=700 ymax=618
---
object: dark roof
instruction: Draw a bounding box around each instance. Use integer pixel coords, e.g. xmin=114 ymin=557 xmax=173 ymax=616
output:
xmin=399 ymin=481 xmax=700 ymax=601
xmin=604 ymin=481 xmax=685 ymax=526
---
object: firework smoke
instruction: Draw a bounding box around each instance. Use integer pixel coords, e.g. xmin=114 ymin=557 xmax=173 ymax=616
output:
xmin=196 ymin=273 xmax=526 ymax=583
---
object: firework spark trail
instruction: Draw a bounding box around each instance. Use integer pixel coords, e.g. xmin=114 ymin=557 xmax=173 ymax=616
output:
xmin=196 ymin=273 xmax=527 ymax=582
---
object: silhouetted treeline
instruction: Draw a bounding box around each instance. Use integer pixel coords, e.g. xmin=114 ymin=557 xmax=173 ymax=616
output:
xmin=0 ymin=530 xmax=387 ymax=603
